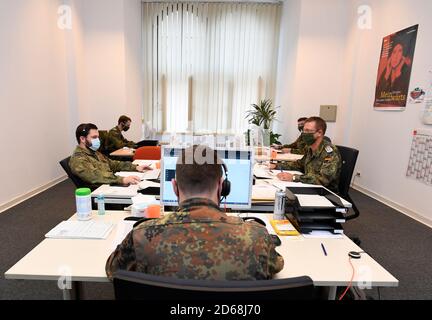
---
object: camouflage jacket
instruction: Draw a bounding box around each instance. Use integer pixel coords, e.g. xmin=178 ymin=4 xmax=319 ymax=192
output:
xmin=279 ymin=140 xmax=341 ymax=192
xmin=69 ymin=146 xmax=137 ymax=188
xmin=284 ymin=135 xmax=307 ymax=155
xmin=106 ymin=198 xmax=284 ymax=281
xmin=106 ymin=126 xmax=135 ymax=153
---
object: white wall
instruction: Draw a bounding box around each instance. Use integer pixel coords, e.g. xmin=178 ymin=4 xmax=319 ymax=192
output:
xmin=70 ymin=0 xmax=143 ymax=141
xmin=276 ymin=0 xmax=432 ymax=223
xmin=275 ymin=0 xmax=351 ymax=144
xmin=0 ymin=0 xmax=71 ymax=207
xmin=347 ymin=0 xmax=432 ymax=222
xmin=0 ymin=0 xmax=143 ymax=209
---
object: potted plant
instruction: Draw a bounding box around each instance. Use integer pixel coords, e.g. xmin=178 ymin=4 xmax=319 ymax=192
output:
xmin=245 ymin=99 xmax=281 ymax=146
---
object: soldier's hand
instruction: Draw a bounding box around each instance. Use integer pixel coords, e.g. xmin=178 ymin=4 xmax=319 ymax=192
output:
xmin=122 ymin=176 xmax=141 ymax=185
xmin=136 ymin=165 xmax=152 ymax=172
xmin=267 ymin=163 xmax=277 ymax=170
xmin=277 ymin=172 xmax=293 ymax=182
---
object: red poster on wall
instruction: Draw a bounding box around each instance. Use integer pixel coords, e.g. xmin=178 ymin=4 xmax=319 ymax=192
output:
xmin=374 ymin=25 xmax=418 ymax=110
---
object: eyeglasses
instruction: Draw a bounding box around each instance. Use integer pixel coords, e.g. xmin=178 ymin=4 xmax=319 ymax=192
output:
xmin=303 ymin=130 xmax=318 ymax=134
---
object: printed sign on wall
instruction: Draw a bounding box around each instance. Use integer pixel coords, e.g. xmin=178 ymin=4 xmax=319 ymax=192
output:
xmin=374 ymin=25 xmax=418 ymax=110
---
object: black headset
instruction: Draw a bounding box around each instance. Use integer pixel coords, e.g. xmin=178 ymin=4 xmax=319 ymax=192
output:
xmin=174 ymin=161 xmax=230 ymax=200
xmin=221 ymin=162 xmax=231 ymax=199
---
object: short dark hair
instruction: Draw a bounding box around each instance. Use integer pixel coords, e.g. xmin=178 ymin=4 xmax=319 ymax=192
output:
xmin=298 ymin=117 xmax=308 ymax=122
xmin=75 ymin=123 xmax=98 ymax=144
xmin=305 ymin=117 xmax=327 ymax=134
xmin=118 ymin=115 xmax=131 ymax=125
xmin=176 ymin=145 xmax=223 ymax=195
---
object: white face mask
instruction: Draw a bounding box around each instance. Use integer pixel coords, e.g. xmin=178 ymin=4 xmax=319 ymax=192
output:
xmin=89 ymin=138 xmax=101 ymax=151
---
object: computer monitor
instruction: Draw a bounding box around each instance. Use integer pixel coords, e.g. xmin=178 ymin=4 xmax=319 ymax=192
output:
xmin=160 ymin=146 xmax=254 ymax=209
xmin=135 ymin=140 xmax=159 ymax=148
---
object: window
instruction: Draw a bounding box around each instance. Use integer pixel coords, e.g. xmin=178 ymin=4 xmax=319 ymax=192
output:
xmin=142 ymin=2 xmax=281 ymax=134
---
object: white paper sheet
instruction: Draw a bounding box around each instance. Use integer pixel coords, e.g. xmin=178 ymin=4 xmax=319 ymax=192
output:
xmin=252 ymin=185 xmax=277 ymax=201
xmin=115 ymin=169 xmax=160 ymax=180
xmin=296 ymin=195 xmax=335 ymax=207
xmin=111 ymin=220 xmax=135 ymax=250
xmin=93 ymin=185 xmax=139 ymax=197
xmin=138 ymin=180 xmax=160 ymax=190
xmin=302 ymin=231 xmax=343 ymax=239
xmin=45 ymin=221 xmax=115 ymax=239
xmin=132 ymin=160 xmax=158 ymax=169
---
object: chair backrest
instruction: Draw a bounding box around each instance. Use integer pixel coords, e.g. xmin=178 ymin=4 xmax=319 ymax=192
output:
xmin=336 ymin=145 xmax=359 ymax=197
xmin=59 ymin=156 xmax=90 ymax=189
xmin=113 ymin=270 xmax=316 ymax=301
xmin=133 ymin=146 xmax=161 ymax=161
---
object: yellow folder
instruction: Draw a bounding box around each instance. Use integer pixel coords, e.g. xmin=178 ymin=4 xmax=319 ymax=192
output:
xmin=270 ymin=219 xmax=300 ymax=236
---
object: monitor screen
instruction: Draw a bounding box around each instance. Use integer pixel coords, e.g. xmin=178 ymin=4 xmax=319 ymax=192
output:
xmin=160 ymin=146 xmax=253 ymax=209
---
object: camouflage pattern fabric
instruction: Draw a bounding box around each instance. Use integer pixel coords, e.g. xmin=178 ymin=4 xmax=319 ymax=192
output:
xmin=105 ymin=126 xmax=135 ymax=153
xmin=279 ymin=140 xmax=341 ymax=193
xmin=69 ymin=146 xmax=137 ymax=188
xmin=284 ymin=135 xmax=308 ymax=155
xmin=106 ymin=198 xmax=284 ymax=281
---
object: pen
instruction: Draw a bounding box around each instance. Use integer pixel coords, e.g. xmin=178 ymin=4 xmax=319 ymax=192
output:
xmin=321 ymin=243 xmax=327 ymax=256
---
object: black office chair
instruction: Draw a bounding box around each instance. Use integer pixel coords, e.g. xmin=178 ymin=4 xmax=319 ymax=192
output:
xmin=59 ymin=156 xmax=92 ymax=190
xmin=113 ymin=270 xmax=317 ymax=301
xmin=336 ymin=145 xmax=360 ymax=221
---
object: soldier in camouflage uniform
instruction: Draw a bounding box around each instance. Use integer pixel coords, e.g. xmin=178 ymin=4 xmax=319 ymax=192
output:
xmin=276 ymin=117 xmax=341 ymax=193
xmin=70 ymin=123 xmax=150 ymax=189
xmin=106 ymin=145 xmax=284 ymax=281
xmin=283 ymin=135 xmax=308 ymax=155
xmin=105 ymin=115 xmax=136 ymax=154
xmin=282 ymin=117 xmax=308 ymax=155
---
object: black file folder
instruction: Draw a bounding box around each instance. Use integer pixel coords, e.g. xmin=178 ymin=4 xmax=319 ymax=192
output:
xmin=294 ymin=211 xmax=346 ymax=223
xmin=138 ymin=187 xmax=160 ymax=196
xmin=297 ymin=222 xmax=344 ymax=235
xmin=285 ymin=186 xmax=349 ymax=235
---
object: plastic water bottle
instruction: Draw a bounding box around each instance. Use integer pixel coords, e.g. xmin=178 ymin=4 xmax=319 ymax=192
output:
xmin=75 ymin=188 xmax=92 ymax=220
xmin=97 ymin=194 xmax=105 ymax=215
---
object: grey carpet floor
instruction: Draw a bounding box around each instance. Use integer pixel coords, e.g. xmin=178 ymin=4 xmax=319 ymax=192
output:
xmin=0 ymin=179 xmax=431 ymax=300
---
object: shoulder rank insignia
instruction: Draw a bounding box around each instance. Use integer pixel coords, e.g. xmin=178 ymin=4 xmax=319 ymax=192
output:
xmin=325 ymin=146 xmax=333 ymax=153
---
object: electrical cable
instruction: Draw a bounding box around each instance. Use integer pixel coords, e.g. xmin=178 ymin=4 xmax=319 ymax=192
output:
xmin=339 ymin=257 xmax=355 ymax=300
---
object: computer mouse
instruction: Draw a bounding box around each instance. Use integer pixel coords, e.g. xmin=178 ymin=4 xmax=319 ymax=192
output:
xmin=270 ymin=234 xmax=282 ymax=247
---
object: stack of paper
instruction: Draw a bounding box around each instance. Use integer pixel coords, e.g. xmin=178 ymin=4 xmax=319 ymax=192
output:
xmin=252 ymin=184 xmax=277 ymax=201
xmin=115 ymin=170 xmax=161 ymax=180
xmin=45 ymin=221 xmax=115 ymax=239
xmin=253 ymin=164 xmax=303 ymax=179
xmin=138 ymin=180 xmax=160 ymax=190
xmin=93 ymin=185 xmax=139 ymax=197
xmin=296 ymin=195 xmax=335 ymax=208
xmin=132 ymin=160 xmax=158 ymax=169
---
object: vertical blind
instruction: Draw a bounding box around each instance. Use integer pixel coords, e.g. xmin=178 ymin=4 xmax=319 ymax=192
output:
xmin=142 ymin=2 xmax=281 ymax=134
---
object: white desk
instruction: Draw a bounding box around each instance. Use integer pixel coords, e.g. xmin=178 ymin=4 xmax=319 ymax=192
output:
xmin=255 ymin=153 xmax=303 ymax=162
xmin=109 ymin=148 xmax=135 ymax=159
xmin=5 ymin=211 xmax=398 ymax=300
